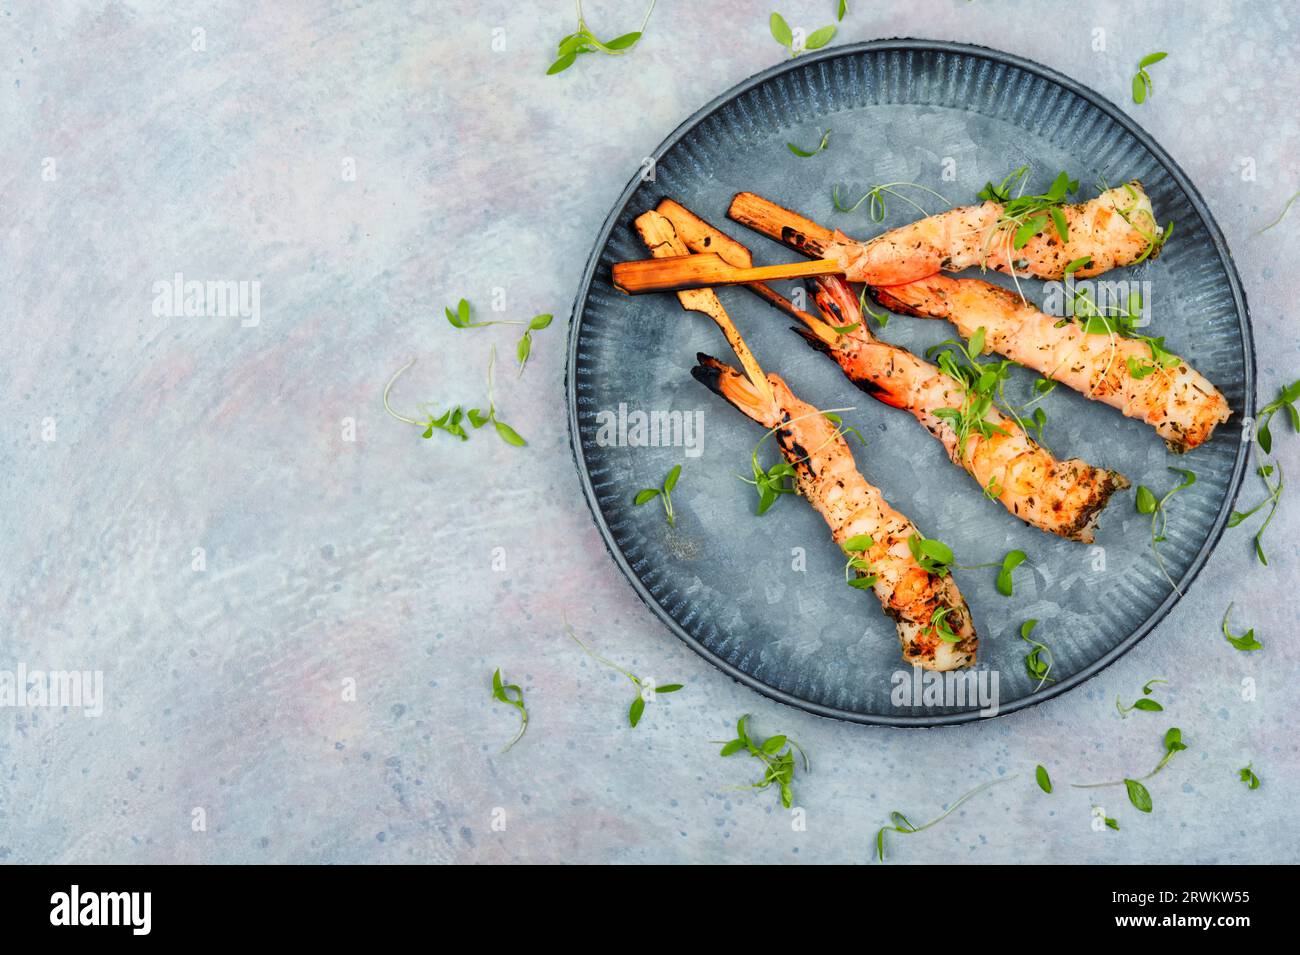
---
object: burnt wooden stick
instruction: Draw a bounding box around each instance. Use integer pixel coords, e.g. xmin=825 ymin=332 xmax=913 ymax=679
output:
xmin=611 ymin=252 xmax=841 ymax=295
xmin=633 ymin=210 xmax=774 ymax=406
xmin=728 ymin=191 xmax=837 ymax=258
xmin=655 ymin=198 xmax=840 ymax=347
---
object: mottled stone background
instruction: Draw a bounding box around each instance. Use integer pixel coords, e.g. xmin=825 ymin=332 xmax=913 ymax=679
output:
xmin=1 ymin=0 xmax=1296 ymax=864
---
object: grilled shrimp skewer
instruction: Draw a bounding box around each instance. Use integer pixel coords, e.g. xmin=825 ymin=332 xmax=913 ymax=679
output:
xmin=634 ymin=202 xmax=978 ymax=670
xmin=654 ymin=199 xmax=1129 ymax=542
xmin=873 ymin=276 xmax=1231 ymax=453
xmin=725 ymin=192 xmax=1229 ymax=453
xmin=802 ymin=275 xmax=1129 ymax=542
xmin=694 ymin=354 xmax=977 ymax=670
xmin=730 ymin=183 xmax=1163 ymax=287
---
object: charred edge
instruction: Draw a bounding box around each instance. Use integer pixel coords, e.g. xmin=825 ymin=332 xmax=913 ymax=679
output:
xmin=807 ymin=277 xmax=846 ymax=325
xmin=1060 ymin=470 xmax=1132 ymax=541
xmin=690 ymin=352 xmax=726 ymax=396
xmin=868 ymin=286 xmax=928 ymax=318
xmin=780 ymin=226 xmax=823 ymax=257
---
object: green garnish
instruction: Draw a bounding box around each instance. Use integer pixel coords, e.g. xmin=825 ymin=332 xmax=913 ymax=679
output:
xmin=1036 ymin=765 xmax=1052 ymax=794
xmin=787 ymin=129 xmax=830 ymax=157
xmin=1072 ymin=727 xmax=1188 ymax=813
xmin=548 ymin=0 xmax=656 ymax=75
xmin=445 ymin=299 xmax=552 ymax=376
xmin=769 ymin=12 xmax=835 ymax=58
xmin=717 ymin=714 xmax=809 ymax=808
xmin=1220 ymin=603 xmax=1263 ymax=652
xmin=1258 ymin=189 xmax=1300 ymax=234
xmin=565 ymin=619 xmax=683 ymax=728
xmin=875 ymin=776 xmax=1014 ymax=863
xmin=1134 ymin=467 xmax=1195 ymax=590
xmin=907 ymin=532 xmax=954 ymax=577
xmin=491 ymin=668 xmax=528 ymax=752
xmin=1239 ymin=763 xmax=1261 ymax=790
xmin=978 ymin=167 xmax=1079 ymax=253
xmin=1099 ymin=810 xmax=1120 ymax=831
xmin=928 ymin=607 xmax=961 ymax=644
xmin=515 ymin=313 xmax=553 ymax=376
xmin=927 ymin=331 xmax=1025 ymax=456
xmin=1249 ymin=378 xmax=1300 ymax=455
xmin=857 ymin=284 xmax=892 ymax=328
xmin=832 ymin=181 xmax=951 ymax=222
xmin=382 ymin=348 xmax=525 ymax=446
xmin=837 ymin=0 xmax=848 ymax=20
xmin=1113 ymin=181 xmax=1174 ymax=264
xmin=1018 ymin=619 xmax=1055 ymax=690
xmin=740 ymin=406 xmax=858 ymax=515
xmin=1116 ymin=678 xmax=1167 ymax=717
xmin=1229 ymin=463 xmax=1284 ymax=565
xmin=1060 ymin=265 xmax=1181 ymax=376
xmin=1131 ymin=51 xmax=1167 ymax=104
xmin=634 ymin=464 xmax=682 ymax=527
xmin=841 ymin=534 xmax=877 ymax=590
xmin=996 ymin=549 xmax=1027 ymax=596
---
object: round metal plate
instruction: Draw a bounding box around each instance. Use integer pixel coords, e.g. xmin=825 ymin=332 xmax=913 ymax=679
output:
xmin=565 ymin=40 xmax=1254 ymax=726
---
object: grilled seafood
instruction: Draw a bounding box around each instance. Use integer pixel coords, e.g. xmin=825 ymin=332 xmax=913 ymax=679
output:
xmin=873 ymin=275 xmax=1231 ymax=453
xmin=693 ymin=353 xmax=978 ymax=670
xmin=730 ymin=183 xmax=1164 ymax=287
xmin=801 ymin=275 xmax=1129 ymax=542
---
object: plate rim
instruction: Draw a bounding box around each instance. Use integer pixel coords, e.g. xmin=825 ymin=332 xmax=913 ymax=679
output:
xmin=563 ymin=38 xmax=1256 ymax=727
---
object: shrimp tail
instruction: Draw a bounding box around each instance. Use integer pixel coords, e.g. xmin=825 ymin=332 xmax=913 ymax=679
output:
xmin=691 ymin=353 xmax=777 ymax=429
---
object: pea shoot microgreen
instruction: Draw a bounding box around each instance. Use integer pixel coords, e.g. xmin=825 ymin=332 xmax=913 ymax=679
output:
xmin=857 ymin=284 xmax=892 ymax=328
xmin=445 ymin=299 xmax=553 ymax=376
xmin=787 ymin=128 xmax=830 ymax=157
xmin=769 ymin=12 xmax=836 ymax=58
xmin=1131 ymin=51 xmax=1167 ymax=104
xmin=1036 ymin=765 xmax=1052 ymax=794
xmin=382 ymin=351 xmax=525 ymax=447
xmin=1116 ymin=678 xmax=1167 ymax=718
xmin=1056 ymin=265 xmax=1181 ymax=381
xmin=565 ymin=619 xmax=683 ymax=728
xmin=1250 ymin=378 xmax=1300 ymax=455
xmin=1113 ymin=181 xmax=1174 ymax=265
xmin=491 ymin=668 xmax=528 ymax=752
xmin=548 ymin=0 xmax=656 ymax=75
xmin=1220 ymin=603 xmax=1263 ymax=652
xmin=832 ymin=181 xmax=951 ymax=222
xmin=929 ymin=606 xmax=961 ymax=643
xmin=837 ymin=0 xmax=848 ymax=20
xmin=907 ymin=532 xmax=954 ymax=577
xmin=1097 ymin=809 xmax=1121 ymax=831
xmin=1018 ymin=619 xmax=1054 ymax=690
xmin=634 ymin=464 xmax=682 ymax=527
xmin=875 ymin=776 xmax=1014 ymax=863
xmin=1229 ymin=379 xmax=1299 ymax=563
xmin=1239 ymin=763 xmax=1261 ymax=790
xmin=1071 ymin=727 xmax=1188 ymax=813
xmin=996 ymin=549 xmax=1027 ymax=596
xmin=717 ymin=714 xmax=809 ymax=808
xmin=1258 ymin=189 xmax=1300 ymax=234
xmin=927 ymin=332 xmax=1028 ymax=456
xmin=841 ymin=534 xmax=877 ymax=590
xmin=1134 ymin=467 xmax=1195 ymax=590
xmin=739 ymin=406 xmax=858 ymax=515
xmin=978 ymin=167 xmax=1079 ymax=252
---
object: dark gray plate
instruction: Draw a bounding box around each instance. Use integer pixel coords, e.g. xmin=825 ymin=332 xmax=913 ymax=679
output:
xmin=565 ymin=40 xmax=1253 ymax=726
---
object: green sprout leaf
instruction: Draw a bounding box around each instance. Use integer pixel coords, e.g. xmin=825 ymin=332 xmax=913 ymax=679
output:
xmin=996 ymin=549 xmax=1027 ymax=596
xmin=1036 ymin=765 xmax=1052 ymax=794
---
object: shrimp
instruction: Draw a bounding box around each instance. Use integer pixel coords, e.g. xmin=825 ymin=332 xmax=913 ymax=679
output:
xmin=731 ymin=183 xmax=1163 ymax=287
xmin=693 ymin=353 xmax=978 ymax=670
xmin=873 ymin=275 xmax=1231 ymax=453
xmin=800 ymin=276 xmax=1129 ymax=542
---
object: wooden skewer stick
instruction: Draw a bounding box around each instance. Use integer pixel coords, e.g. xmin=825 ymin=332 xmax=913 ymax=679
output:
xmin=611 ymin=251 xmax=841 ymax=295
xmin=632 ymin=210 xmax=774 ymax=406
xmin=727 ymin=191 xmax=838 ymax=258
xmin=654 ymin=199 xmax=841 ymax=347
